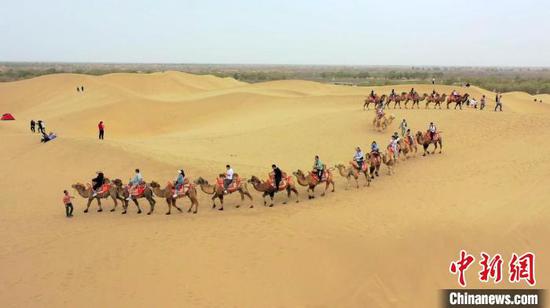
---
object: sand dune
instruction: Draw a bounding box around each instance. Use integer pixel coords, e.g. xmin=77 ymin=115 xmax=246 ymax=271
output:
xmin=1 ymin=72 xmax=549 ymax=307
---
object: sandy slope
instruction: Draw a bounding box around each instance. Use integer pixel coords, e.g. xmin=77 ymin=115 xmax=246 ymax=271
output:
xmin=1 ymin=72 xmax=549 ymax=307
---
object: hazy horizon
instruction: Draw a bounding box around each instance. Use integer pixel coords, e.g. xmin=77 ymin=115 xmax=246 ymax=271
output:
xmin=1 ymin=0 xmax=549 ymax=66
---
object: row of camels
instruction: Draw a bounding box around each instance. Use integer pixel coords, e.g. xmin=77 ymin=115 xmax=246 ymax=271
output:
xmin=364 ymin=92 xmax=470 ymax=110
xmin=70 ymin=132 xmax=442 ymax=216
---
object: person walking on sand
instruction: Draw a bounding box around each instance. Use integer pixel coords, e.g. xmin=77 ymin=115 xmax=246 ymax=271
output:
xmin=494 ymin=93 xmax=503 ymax=112
xmin=37 ymin=120 xmax=45 ymax=134
xmin=98 ymin=121 xmax=105 ymax=140
xmin=399 ymin=119 xmax=408 ymax=137
xmin=81 ymin=86 xmax=84 ymax=92
xmin=30 ymin=120 xmax=36 ymax=133
xmin=63 ymin=190 xmax=75 ymax=217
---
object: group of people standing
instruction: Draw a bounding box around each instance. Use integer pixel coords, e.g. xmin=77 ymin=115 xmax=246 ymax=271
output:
xmin=30 ymin=119 xmax=57 ymax=143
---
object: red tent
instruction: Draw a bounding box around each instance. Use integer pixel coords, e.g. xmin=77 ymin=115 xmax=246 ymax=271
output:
xmin=1 ymin=113 xmax=15 ymax=120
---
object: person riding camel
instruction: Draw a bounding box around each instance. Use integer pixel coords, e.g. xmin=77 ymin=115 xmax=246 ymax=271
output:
xmin=390 ymin=89 xmax=396 ymax=99
xmin=452 ymin=90 xmax=459 ymax=100
xmin=431 ymin=90 xmax=437 ymax=98
xmin=312 ymin=155 xmax=324 ymax=181
xmin=173 ymin=169 xmax=185 ymax=198
xmin=91 ymin=171 xmax=105 ymax=197
xmin=371 ymin=141 xmax=380 ymax=154
xmin=353 ymin=147 xmax=365 ymax=171
xmin=389 ymin=132 xmax=400 ymax=160
xmin=399 ymin=119 xmax=408 ymax=137
xmin=271 ymin=164 xmax=283 ymax=190
xmin=376 ymin=104 xmax=385 ymax=119
xmin=428 ymin=122 xmax=437 ymax=141
xmin=126 ymin=169 xmax=143 ymax=200
xmin=410 ymin=88 xmax=415 ymax=97
xmin=370 ymin=90 xmax=376 ymax=99
xmin=223 ymin=164 xmax=234 ymax=194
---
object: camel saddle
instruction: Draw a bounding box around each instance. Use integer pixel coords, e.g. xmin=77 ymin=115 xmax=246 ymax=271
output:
xmin=267 ymin=174 xmax=292 ymax=191
xmin=96 ymin=183 xmax=111 ymax=195
xmin=310 ymin=170 xmax=328 ymax=183
xmin=216 ymin=176 xmax=241 ymax=193
xmin=350 ymin=161 xmax=368 ymax=172
xmin=130 ymin=183 xmax=147 ymax=197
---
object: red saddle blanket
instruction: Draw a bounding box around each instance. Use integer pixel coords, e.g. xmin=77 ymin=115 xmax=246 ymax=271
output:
xmin=215 ymin=176 xmax=241 ymax=193
xmin=310 ymin=171 xmax=328 ymax=182
xmin=267 ymin=175 xmax=292 ymax=191
xmin=350 ymin=161 xmax=368 ymax=172
xmin=98 ymin=183 xmax=111 ymax=195
xmin=129 ymin=184 xmax=147 ymax=197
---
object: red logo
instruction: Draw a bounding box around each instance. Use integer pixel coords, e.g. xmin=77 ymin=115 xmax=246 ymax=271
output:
xmin=450 ymin=251 xmax=536 ymax=287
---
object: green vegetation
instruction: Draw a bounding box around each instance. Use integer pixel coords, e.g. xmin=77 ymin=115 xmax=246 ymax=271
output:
xmin=1 ymin=63 xmax=549 ymax=94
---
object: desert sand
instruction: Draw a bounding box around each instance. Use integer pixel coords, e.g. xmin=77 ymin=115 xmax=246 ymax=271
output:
xmin=0 ymin=72 xmax=549 ymax=307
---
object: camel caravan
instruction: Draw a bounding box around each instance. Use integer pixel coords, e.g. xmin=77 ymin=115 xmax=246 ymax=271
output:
xmin=69 ymin=124 xmax=442 ymax=216
xmin=364 ymin=89 xmax=473 ymax=111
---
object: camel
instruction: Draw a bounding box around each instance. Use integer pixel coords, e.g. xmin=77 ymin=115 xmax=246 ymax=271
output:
xmin=363 ymin=94 xmax=387 ymax=110
xmin=386 ymin=93 xmax=406 ymax=109
xmin=149 ymin=181 xmax=199 ymax=214
xmin=373 ymin=114 xmax=395 ymax=132
xmin=248 ymin=175 xmax=299 ymax=207
xmin=334 ymin=163 xmax=370 ymax=189
xmin=426 ymin=94 xmax=447 ymax=109
xmin=416 ymin=131 xmax=443 ymax=156
xmin=71 ymin=178 xmax=126 ymax=213
xmin=293 ymin=169 xmax=335 ymax=199
xmin=194 ymin=175 xmax=253 ymax=210
xmin=365 ymin=152 xmax=381 ymax=179
xmin=381 ymin=152 xmax=396 ymax=175
xmin=398 ymin=135 xmax=417 ymax=159
xmin=117 ymin=181 xmax=157 ymax=215
xmin=404 ymin=93 xmax=428 ymax=109
xmin=447 ymin=93 xmax=470 ymax=110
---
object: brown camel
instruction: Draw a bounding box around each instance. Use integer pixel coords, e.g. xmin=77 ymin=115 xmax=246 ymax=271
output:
xmin=117 ymin=181 xmax=156 ymax=215
xmin=398 ymin=135 xmax=418 ymax=159
xmin=426 ymin=94 xmax=447 ymax=109
xmin=447 ymin=93 xmax=470 ymax=110
xmin=334 ymin=163 xmax=370 ymax=189
xmin=149 ymin=181 xmax=199 ymax=214
xmin=195 ymin=175 xmax=253 ymax=210
xmin=363 ymin=94 xmax=387 ymax=110
xmin=404 ymin=93 xmax=428 ymax=109
xmin=293 ymin=169 xmax=335 ymax=199
xmin=386 ymin=92 xmax=407 ymax=109
xmin=416 ymin=131 xmax=443 ymax=156
xmin=365 ymin=152 xmax=381 ymax=179
xmin=71 ymin=178 xmax=126 ymax=213
xmin=381 ymin=152 xmax=396 ymax=175
xmin=248 ymin=175 xmax=299 ymax=207
xmin=373 ymin=114 xmax=395 ymax=132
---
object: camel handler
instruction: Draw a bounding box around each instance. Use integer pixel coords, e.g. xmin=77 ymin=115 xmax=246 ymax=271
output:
xmin=223 ymin=165 xmax=234 ymax=194
xmin=173 ymin=170 xmax=186 ymax=198
xmin=353 ymin=147 xmax=365 ymax=171
xmin=405 ymin=129 xmax=414 ymax=146
xmin=63 ymin=190 xmax=75 ymax=218
xmin=126 ymin=169 xmax=143 ymax=200
xmin=91 ymin=171 xmax=105 ymax=197
xmin=312 ymin=155 xmax=324 ymax=180
xmin=399 ymin=119 xmax=408 ymax=137
xmin=271 ymin=164 xmax=283 ymax=190
xmin=428 ymin=122 xmax=437 ymax=141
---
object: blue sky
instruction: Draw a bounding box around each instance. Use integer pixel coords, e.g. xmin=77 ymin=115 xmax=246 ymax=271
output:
xmin=1 ymin=0 xmax=549 ymax=66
